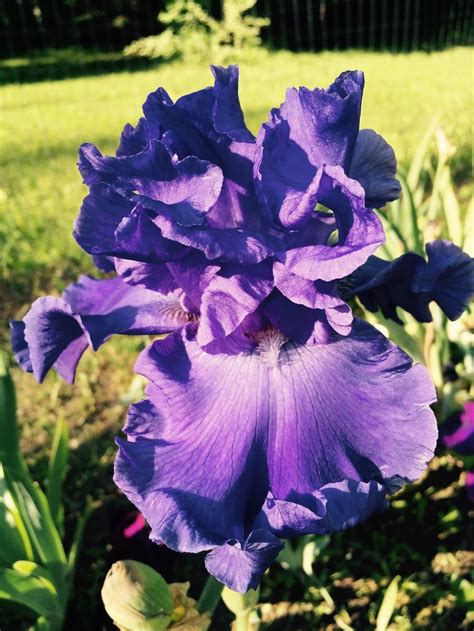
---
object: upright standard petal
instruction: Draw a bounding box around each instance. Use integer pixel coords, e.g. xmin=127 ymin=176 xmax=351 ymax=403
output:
xmin=255 ymin=71 xmax=401 ymax=221
xmin=348 ymin=129 xmax=401 ymax=208
xmin=197 ymin=266 xmax=274 ymax=352
xmin=78 ymin=140 xmax=224 ymax=225
xmin=116 ymin=118 xmax=149 ymax=157
xmin=281 ymin=70 xmax=364 ymax=171
xmin=280 ymin=167 xmax=385 ymax=281
xmin=115 ymin=321 xmax=436 ymax=589
xmin=143 ymin=67 xmax=259 ymax=230
xmin=210 ymin=65 xmax=255 ymax=143
xmin=74 ymin=184 xmax=188 ymax=264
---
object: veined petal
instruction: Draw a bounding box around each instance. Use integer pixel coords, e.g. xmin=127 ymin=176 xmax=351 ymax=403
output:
xmin=115 ymin=321 xmax=436 ymax=588
xmin=204 ymin=530 xmax=283 ymax=593
xmin=64 ymin=276 xmax=189 ymax=349
xmin=258 ymin=479 xmax=387 ymax=537
xmin=115 ymin=332 xmax=271 ymax=552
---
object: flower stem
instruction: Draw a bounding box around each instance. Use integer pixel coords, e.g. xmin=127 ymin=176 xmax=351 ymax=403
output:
xmin=196 ymin=575 xmax=224 ymax=615
xmin=235 ymin=611 xmax=252 ymax=631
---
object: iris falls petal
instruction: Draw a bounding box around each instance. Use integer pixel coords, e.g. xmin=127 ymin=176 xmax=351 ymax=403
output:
xmin=115 ymin=321 xmax=437 ymax=589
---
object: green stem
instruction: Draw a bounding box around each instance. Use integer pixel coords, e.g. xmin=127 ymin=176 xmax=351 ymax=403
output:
xmin=235 ymin=610 xmax=251 ymax=631
xmin=196 ymin=575 xmax=224 ymax=616
xmin=378 ymin=208 xmax=410 ymax=252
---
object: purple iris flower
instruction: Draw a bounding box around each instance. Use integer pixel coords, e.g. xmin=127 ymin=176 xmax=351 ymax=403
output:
xmin=441 ymin=401 xmax=474 ymax=457
xmin=441 ymin=402 xmax=474 ymax=502
xmin=12 ymin=65 xmax=472 ymax=592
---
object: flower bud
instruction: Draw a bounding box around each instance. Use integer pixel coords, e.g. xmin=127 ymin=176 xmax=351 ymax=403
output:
xmin=101 ymin=560 xmax=173 ymax=631
xmin=222 ymin=586 xmax=260 ymax=615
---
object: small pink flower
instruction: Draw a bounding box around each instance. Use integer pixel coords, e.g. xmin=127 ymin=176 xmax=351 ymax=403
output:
xmin=123 ymin=512 xmax=146 ymax=538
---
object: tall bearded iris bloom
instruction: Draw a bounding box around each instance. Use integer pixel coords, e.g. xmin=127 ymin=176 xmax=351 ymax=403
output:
xmin=11 ymin=67 xmax=474 ymax=592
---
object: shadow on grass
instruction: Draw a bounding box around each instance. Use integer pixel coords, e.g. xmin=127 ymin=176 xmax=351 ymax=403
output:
xmin=0 ymin=47 xmax=155 ymax=85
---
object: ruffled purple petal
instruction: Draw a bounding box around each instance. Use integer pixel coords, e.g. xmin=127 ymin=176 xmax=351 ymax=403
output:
xmin=348 ymin=129 xmax=401 ymax=208
xmin=12 ymin=276 xmax=189 ymax=383
xmin=342 ymin=253 xmax=432 ymax=324
xmin=197 ymin=269 xmax=273 ymax=353
xmin=63 ymin=276 xmax=189 ymax=348
xmin=92 ymin=254 xmax=115 ymax=272
xmin=18 ymin=297 xmax=87 ymax=383
xmin=282 ymin=70 xmax=364 ymax=168
xmin=281 ymin=167 xmax=384 ymax=281
xmin=204 ymin=530 xmax=283 ymax=593
xmin=258 ymin=479 xmax=387 ymax=538
xmin=413 ymin=240 xmax=474 ymax=320
xmin=115 ymin=331 xmax=271 ymax=552
xmin=166 ymin=251 xmax=220 ymax=308
xmin=210 ymin=65 xmax=255 ymax=143
xmin=254 ymin=109 xmax=317 ymax=226
xmin=114 ymin=260 xmax=180 ymax=294
xmin=273 ymin=262 xmax=346 ymax=310
xmin=264 ymin=291 xmax=335 ymax=344
xmin=152 ymin=213 xmax=278 ymax=265
xmin=9 ymin=321 xmax=33 ymax=374
xmin=143 ymin=67 xmax=263 ymax=230
xmin=344 ymin=241 xmax=473 ymax=323
xmin=254 ymin=71 xmax=364 ymax=223
xmin=255 ymin=72 xmax=401 ymax=223
xmin=74 ymin=184 xmax=188 ymax=263
xmin=116 ymin=118 xmax=149 ymax=157
xmin=78 ymin=140 xmax=223 ymax=225
xmin=115 ymin=320 xmax=436 ymax=588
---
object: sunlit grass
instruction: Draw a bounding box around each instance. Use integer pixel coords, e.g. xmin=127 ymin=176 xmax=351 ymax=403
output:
xmin=1 ymin=47 xmax=472 ymax=309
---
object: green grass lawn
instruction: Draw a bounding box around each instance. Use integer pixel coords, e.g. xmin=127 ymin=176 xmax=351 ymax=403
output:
xmin=1 ymin=47 xmax=472 ymax=320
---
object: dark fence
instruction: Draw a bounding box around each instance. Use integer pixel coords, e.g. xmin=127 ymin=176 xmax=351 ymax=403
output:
xmin=1 ymin=0 xmax=472 ymax=58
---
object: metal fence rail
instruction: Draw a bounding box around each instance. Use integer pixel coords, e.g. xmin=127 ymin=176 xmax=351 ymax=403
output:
xmin=1 ymin=0 xmax=472 ymax=59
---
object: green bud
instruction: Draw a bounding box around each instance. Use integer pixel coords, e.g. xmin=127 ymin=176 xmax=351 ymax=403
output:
xmin=101 ymin=560 xmax=173 ymax=631
xmin=221 ymin=586 xmax=260 ymax=615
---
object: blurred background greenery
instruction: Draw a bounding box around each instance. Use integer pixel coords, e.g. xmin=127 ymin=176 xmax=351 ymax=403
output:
xmin=0 ymin=1 xmax=473 ymax=629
